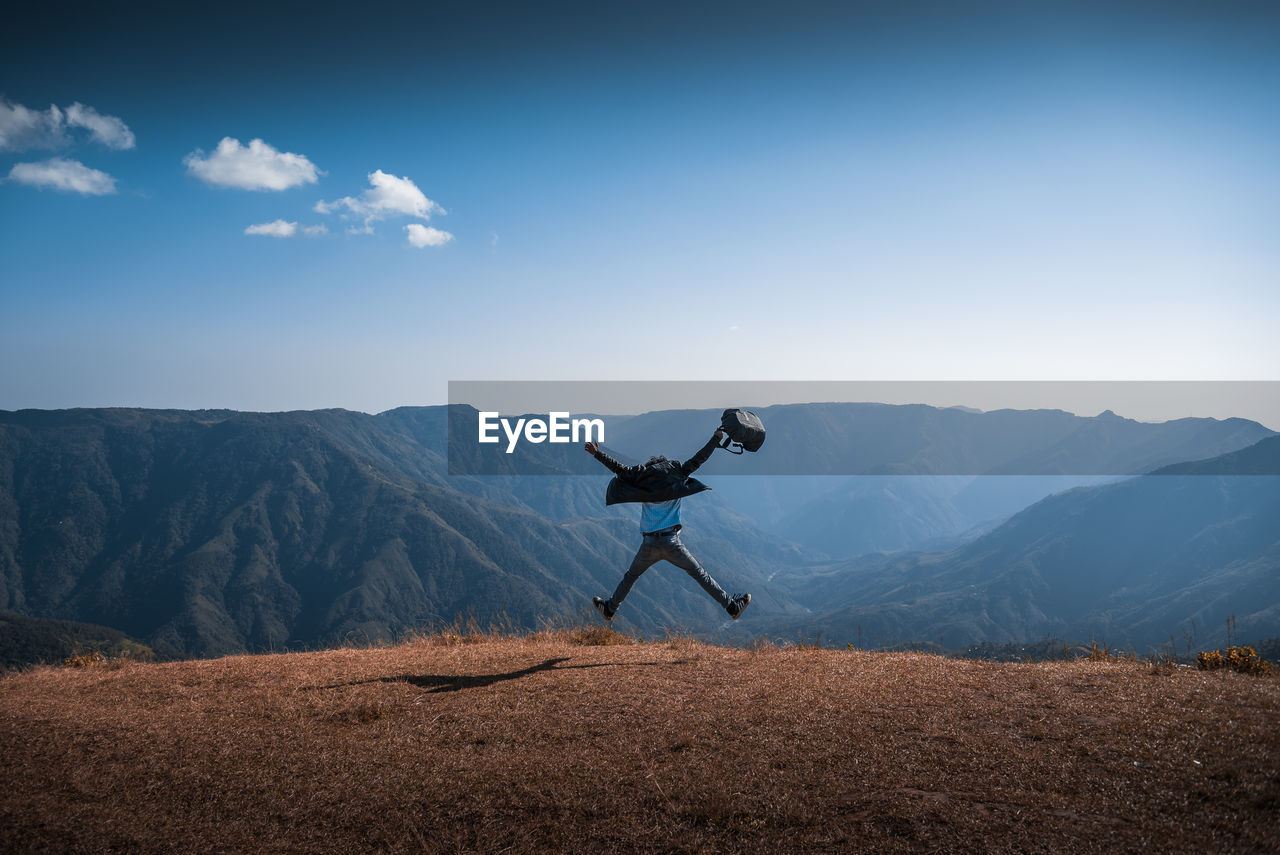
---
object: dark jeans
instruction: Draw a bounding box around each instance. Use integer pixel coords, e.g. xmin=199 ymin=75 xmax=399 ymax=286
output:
xmin=609 ymin=530 xmax=731 ymax=611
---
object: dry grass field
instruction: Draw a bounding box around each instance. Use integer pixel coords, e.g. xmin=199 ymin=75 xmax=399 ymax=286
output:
xmin=2 ymin=628 xmax=1277 ymax=854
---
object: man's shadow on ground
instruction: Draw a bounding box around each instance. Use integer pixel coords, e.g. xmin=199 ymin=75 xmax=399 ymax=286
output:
xmin=313 ymin=657 xmax=685 ymax=694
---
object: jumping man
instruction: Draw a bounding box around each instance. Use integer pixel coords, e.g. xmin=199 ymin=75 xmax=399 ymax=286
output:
xmin=585 ymin=428 xmax=751 ymax=621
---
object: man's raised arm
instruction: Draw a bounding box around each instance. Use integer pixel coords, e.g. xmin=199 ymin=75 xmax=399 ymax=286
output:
xmin=680 ymin=429 xmax=725 ymax=476
xmin=584 ymin=441 xmax=642 ymax=478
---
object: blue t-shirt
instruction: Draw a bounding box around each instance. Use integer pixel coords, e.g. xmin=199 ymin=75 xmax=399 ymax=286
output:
xmin=639 ymin=498 xmax=681 ymax=533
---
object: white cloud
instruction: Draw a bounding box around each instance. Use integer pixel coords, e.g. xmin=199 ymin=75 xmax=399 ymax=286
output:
xmin=0 ymin=100 xmax=64 ymax=150
xmin=184 ymin=137 xmax=321 ymax=191
xmin=245 ymin=219 xmax=298 ymax=237
xmin=64 ymin=102 xmax=135 ymax=150
xmin=6 ymin=157 xmax=116 ymax=195
xmin=405 ymin=223 xmax=454 ymax=248
xmin=244 ymin=220 xmax=329 ymax=238
xmin=0 ymin=98 xmax=134 ymax=151
xmin=316 ymin=169 xmax=444 ymax=231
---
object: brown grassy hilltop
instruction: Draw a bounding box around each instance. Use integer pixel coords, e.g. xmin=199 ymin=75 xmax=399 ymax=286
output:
xmin=2 ymin=628 xmax=1277 ymax=854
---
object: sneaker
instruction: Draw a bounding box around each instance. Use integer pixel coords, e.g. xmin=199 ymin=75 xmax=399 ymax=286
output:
xmin=593 ymin=596 xmax=615 ymax=621
xmin=727 ymin=593 xmax=751 ymax=620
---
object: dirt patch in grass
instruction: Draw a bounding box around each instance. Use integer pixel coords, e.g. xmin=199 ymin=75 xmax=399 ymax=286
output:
xmin=2 ymin=634 xmax=1277 ymax=853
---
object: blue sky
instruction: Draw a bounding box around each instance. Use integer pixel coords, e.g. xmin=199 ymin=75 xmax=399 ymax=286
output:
xmin=3 ymin=1 xmax=1278 ymax=414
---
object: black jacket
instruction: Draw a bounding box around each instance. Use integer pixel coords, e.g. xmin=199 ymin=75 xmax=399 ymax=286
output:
xmin=593 ymin=436 xmax=719 ymax=505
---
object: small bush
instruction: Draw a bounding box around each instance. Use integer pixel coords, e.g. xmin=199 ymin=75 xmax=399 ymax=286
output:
xmin=1196 ymin=645 xmax=1274 ymax=676
xmin=63 ymin=650 xmax=106 ymax=668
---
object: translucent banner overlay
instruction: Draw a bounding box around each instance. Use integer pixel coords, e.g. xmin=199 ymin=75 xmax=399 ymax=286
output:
xmin=447 ymin=381 xmax=1280 ymax=476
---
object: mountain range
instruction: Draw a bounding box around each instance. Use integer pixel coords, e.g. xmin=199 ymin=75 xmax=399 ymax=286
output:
xmin=1 ymin=404 xmax=1275 ymax=660
xmin=769 ymin=436 xmax=1280 ymax=652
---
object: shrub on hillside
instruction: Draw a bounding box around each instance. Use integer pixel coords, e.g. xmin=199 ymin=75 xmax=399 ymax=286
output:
xmin=1196 ymin=645 xmax=1274 ymax=676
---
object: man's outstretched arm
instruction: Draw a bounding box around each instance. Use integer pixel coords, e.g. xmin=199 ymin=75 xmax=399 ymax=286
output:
xmin=584 ymin=441 xmax=643 ymax=478
xmin=680 ymin=429 xmax=725 ymax=476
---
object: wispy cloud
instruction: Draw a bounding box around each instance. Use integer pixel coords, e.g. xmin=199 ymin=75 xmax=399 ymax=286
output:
xmin=64 ymin=103 xmax=135 ymax=150
xmin=244 ymin=219 xmax=329 ymax=238
xmin=405 ymin=223 xmax=453 ymax=248
xmin=316 ymin=170 xmax=445 ymax=233
xmin=245 ymin=219 xmax=298 ymax=237
xmin=6 ymin=157 xmax=117 ymax=195
xmin=0 ymin=100 xmax=66 ymax=150
xmin=0 ymin=98 xmax=136 ymax=152
xmin=184 ymin=138 xmax=321 ymax=191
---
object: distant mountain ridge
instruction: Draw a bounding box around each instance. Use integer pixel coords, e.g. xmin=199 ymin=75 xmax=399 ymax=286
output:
xmin=451 ymin=401 xmax=1274 ymax=476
